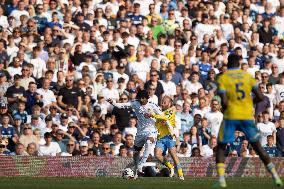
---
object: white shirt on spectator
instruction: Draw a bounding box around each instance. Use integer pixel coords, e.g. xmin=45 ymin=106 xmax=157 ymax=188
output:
xmin=101 ymin=87 xmax=119 ymax=101
xmin=184 ymin=81 xmax=203 ymax=94
xmin=0 ymin=15 xmax=8 ymax=29
xmin=81 ymin=42 xmax=95 ymax=53
xmin=30 ymin=58 xmax=46 ymax=79
xmin=148 ymin=95 xmax=158 ymax=105
xmin=7 ymin=66 xmax=21 ymax=78
xmin=257 ymin=121 xmax=276 ymax=146
xmin=36 ymin=88 xmax=56 ymax=107
xmin=193 ymin=107 xmax=210 ymax=117
xmin=201 ymin=144 xmax=213 ymax=157
xmin=38 ymin=142 xmax=61 ymax=156
xmin=112 ymin=72 xmax=129 ymax=84
xmin=123 ymin=127 xmax=137 ymax=139
xmin=160 ymin=80 xmax=176 ymax=96
xmin=128 ymin=60 xmax=150 ymax=83
xmin=272 ymin=56 xmax=284 ymax=74
xmin=10 ymin=10 xmax=29 ymax=26
xmin=274 ymin=84 xmax=284 ymax=104
xmin=204 ymin=111 xmax=223 ymax=137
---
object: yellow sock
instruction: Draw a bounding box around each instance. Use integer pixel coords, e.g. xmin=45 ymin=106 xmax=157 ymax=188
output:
xmin=216 ymin=163 xmax=225 ymax=177
xmin=177 ymin=168 xmax=183 ymax=177
xmin=164 ymin=161 xmax=174 ymax=169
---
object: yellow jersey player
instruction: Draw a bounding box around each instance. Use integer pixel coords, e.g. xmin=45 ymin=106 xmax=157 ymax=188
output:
xmin=215 ymin=54 xmax=283 ymax=188
xmin=151 ymin=96 xmax=184 ymax=180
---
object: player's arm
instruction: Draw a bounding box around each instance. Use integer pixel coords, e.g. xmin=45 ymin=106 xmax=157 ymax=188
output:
xmin=152 ymin=113 xmax=168 ymax=121
xmin=219 ymin=92 xmax=228 ymax=111
xmin=217 ymin=75 xmax=228 ymax=111
xmin=107 ymin=99 xmax=132 ymax=108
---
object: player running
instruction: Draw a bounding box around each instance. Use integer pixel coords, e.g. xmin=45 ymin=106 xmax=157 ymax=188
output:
xmin=150 ymin=96 xmax=184 ymax=180
xmin=108 ymin=90 xmax=163 ymax=179
xmin=215 ymin=54 xmax=283 ymax=188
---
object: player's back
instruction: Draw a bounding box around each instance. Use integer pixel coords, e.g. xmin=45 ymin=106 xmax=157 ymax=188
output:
xmin=218 ymin=69 xmax=256 ymax=120
xmin=155 ymin=108 xmax=175 ymax=139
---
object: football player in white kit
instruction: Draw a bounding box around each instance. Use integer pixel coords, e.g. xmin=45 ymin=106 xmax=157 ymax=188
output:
xmin=108 ymin=90 xmax=163 ymax=179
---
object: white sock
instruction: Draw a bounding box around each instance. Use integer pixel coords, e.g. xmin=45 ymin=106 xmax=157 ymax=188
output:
xmin=138 ymin=140 xmax=152 ymax=169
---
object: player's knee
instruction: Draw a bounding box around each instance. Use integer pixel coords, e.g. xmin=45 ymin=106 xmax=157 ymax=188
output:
xmin=154 ymin=148 xmax=163 ymax=158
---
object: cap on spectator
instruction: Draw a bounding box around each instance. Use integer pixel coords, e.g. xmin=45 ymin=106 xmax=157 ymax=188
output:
xmin=180 ymin=142 xmax=188 ymax=148
xmin=13 ymin=114 xmax=22 ymax=120
xmin=61 ymin=113 xmax=68 ymax=119
xmin=94 ymin=105 xmax=102 ymax=112
xmin=44 ymin=132 xmax=52 ymax=138
xmin=116 ymin=63 xmax=125 ymax=69
xmin=14 ymin=74 xmax=21 ymax=80
xmin=111 ymin=124 xmax=118 ymax=130
xmin=31 ymin=114 xmax=39 ymax=119
xmin=0 ymin=102 xmax=7 ymax=109
xmin=80 ymin=141 xmax=88 ymax=147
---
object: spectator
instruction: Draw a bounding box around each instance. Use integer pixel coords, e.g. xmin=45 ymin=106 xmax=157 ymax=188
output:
xmin=9 ymin=142 xmax=28 ymax=156
xmin=177 ymin=142 xmax=191 ymax=158
xmin=19 ymin=124 xmax=38 ymax=148
xmin=263 ymin=135 xmax=279 ymax=157
xmin=57 ymin=76 xmax=82 ymax=111
xmin=27 ymin=142 xmax=37 ymax=156
xmin=257 ymin=111 xmax=276 ymax=146
xmin=38 ymin=132 xmax=61 ymax=156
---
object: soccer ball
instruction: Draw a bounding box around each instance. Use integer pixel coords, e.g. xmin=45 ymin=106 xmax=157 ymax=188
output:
xmin=122 ymin=168 xmax=135 ymax=180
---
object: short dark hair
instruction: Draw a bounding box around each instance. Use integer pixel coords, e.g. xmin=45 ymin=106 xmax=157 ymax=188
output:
xmin=227 ymin=54 xmax=242 ymax=68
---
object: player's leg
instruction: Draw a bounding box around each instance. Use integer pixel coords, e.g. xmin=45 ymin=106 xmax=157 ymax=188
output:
xmin=138 ymin=135 xmax=156 ymax=172
xmin=214 ymin=120 xmax=236 ymax=188
xmin=155 ymin=137 xmax=175 ymax=177
xmin=241 ymin=121 xmax=283 ymax=187
xmin=133 ymin=135 xmax=145 ymax=179
xmin=168 ymin=146 xmax=184 ymax=180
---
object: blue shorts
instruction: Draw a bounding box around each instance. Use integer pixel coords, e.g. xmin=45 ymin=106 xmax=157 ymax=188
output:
xmin=218 ymin=119 xmax=261 ymax=144
xmin=156 ymin=135 xmax=176 ymax=156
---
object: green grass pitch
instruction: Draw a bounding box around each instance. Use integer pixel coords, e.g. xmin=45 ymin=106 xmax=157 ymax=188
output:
xmin=0 ymin=177 xmax=282 ymax=189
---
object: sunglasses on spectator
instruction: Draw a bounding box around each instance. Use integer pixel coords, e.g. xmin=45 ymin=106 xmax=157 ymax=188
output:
xmin=0 ymin=145 xmax=5 ymax=148
xmin=67 ymin=144 xmax=74 ymax=146
xmin=102 ymin=147 xmax=109 ymax=150
xmin=107 ymin=80 xmax=113 ymax=83
xmin=150 ymin=74 xmax=157 ymax=77
xmin=24 ymin=127 xmax=31 ymax=130
xmin=120 ymin=98 xmax=128 ymax=100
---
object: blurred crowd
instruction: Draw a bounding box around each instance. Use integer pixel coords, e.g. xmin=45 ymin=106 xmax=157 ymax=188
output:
xmin=0 ymin=0 xmax=283 ymax=158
